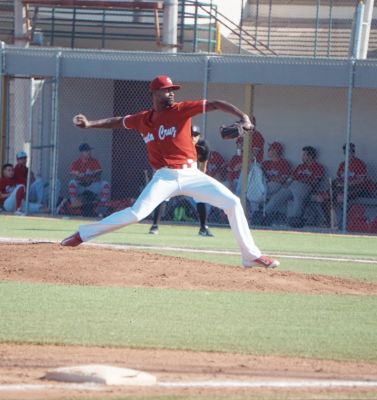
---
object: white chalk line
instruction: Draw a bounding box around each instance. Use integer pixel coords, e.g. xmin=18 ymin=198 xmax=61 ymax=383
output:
xmin=158 ymin=379 xmax=377 ymax=389
xmin=1 ymin=237 xmax=377 ymax=265
xmin=1 ymin=379 xmax=377 ymax=392
xmin=0 ymin=383 xmax=102 ymax=392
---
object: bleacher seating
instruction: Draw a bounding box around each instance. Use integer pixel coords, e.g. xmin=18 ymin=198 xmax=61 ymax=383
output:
xmin=228 ymin=16 xmax=377 ymax=57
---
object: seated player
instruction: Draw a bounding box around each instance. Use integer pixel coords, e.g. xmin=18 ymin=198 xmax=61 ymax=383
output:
xmin=0 ymin=163 xmax=44 ymax=215
xmin=263 ymin=146 xmax=324 ymax=227
xmin=68 ymin=143 xmax=110 ymax=214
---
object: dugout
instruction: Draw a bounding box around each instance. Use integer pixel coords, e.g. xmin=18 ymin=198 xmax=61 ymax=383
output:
xmin=1 ymin=46 xmax=377 ymax=231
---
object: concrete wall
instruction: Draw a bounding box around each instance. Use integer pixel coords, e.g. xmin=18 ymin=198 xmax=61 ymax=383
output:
xmin=55 ymin=79 xmax=377 ymax=198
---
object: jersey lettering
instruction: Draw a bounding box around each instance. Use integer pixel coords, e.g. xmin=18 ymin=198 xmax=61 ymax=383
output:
xmin=158 ymin=125 xmax=177 ymax=140
xmin=143 ymin=132 xmax=154 ymax=144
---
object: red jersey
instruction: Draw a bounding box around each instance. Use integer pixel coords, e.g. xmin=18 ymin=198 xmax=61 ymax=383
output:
xmin=14 ymin=164 xmax=28 ymax=185
xmin=207 ymin=151 xmax=225 ymax=178
xmin=0 ymin=177 xmax=17 ymax=206
xmin=292 ymin=162 xmax=324 ymax=185
xmin=123 ymin=100 xmax=206 ymax=170
xmin=71 ymin=158 xmax=102 ymax=174
xmin=71 ymin=157 xmax=102 ymax=184
xmin=226 ymin=155 xmax=242 ymax=181
xmin=337 ymin=157 xmax=367 ymax=181
xmin=262 ymin=159 xmax=291 ymax=183
xmin=236 ymin=130 xmax=265 ymax=163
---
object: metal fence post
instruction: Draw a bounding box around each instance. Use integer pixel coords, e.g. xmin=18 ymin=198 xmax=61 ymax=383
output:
xmin=267 ymin=0 xmax=273 ymax=48
xmin=327 ymin=0 xmax=333 ymax=57
xmin=341 ymin=58 xmax=356 ymax=232
xmin=314 ymin=0 xmax=320 ymax=57
xmin=0 ymin=42 xmax=5 ymax=167
xmin=24 ymin=78 xmax=34 ymax=215
xmin=50 ymin=51 xmax=62 ymax=215
xmin=202 ymin=55 xmax=210 ymax=138
xmin=240 ymin=84 xmax=254 ymax=211
xmin=238 ymin=0 xmax=245 ymax=54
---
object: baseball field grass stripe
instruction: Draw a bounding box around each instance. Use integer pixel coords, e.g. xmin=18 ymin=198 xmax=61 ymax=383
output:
xmin=149 ymin=250 xmax=377 ymax=283
xmin=1 ymin=215 xmax=377 ymax=259
xmin=1 ymin=282 xmax=376 ymax=362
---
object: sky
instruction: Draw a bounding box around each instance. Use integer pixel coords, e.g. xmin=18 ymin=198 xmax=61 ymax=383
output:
xmin=213 ymin=0 xmax=243 ymax=23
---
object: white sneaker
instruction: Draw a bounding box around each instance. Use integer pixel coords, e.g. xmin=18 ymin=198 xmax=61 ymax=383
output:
xmin=149 ymin=225 xmax=159 ymax=235
xmin=14 ymin=209 xmax=25 ymax=216
xmin=56 ymin=198 xmax=67 ymax=214
xmin=245 ymin=255 xmax=280 ymax=269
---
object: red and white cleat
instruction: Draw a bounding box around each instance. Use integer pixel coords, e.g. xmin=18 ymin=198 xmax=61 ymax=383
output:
xmin=60 ymin=231 xmax=83 ymax=247
xmin=246 ymin=255 xmax=280 ymax=269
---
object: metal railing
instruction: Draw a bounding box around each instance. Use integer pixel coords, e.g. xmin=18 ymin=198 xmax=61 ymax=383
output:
xmin=0 ymin=1 xmax=376 ymax=57
xmin=0 ymin=0 xmax=276 ymax=54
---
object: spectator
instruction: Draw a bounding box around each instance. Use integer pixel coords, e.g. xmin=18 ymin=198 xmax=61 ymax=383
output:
xmin=13 ymin=150 xmax=59 ymax=207
xmin=236 ymin=116 xmax=265 ymax=163
xmin=224 ymin=151 xmax=242 ymax=192
xmin=207 ymin=150 xmax=226 ymax=181
xmin=248 ymin=142 xmax=291 ymax=221
xmin=0 ymin=163 xmax=44 ymax=215
xmin=263 ymin=142 xmax=291 ymax=192
xmin=14 ymin=151 xmax=34 ymax=185
xmin=262 ymin=146 xmax=325 ymax=227
xmin=68 ymin=143 xmax=110 ymax=213
xmin=334 ymin=143 xmax=368 ymax=203
xmin=235 ymin=117 xmax=265 ymax=196
xmin=315 ymin=143 xmax=370 ymax=227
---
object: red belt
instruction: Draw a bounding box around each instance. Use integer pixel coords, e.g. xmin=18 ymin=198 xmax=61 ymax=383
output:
xmin=166 ymin=162 xmax=197 ymax=170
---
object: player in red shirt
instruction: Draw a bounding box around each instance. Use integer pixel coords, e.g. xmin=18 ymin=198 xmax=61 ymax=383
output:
xmin=61 ymin=75 xmax=279 ymax=269
xmin=0 ymin=164 xmax=25 ymax=214
xmin=68 ymin=143 xmax=110 ymax=209
xmin=148 ymin=125 xmax=214 ymax=237
xmin=13 ymin=151 xmax=50 ymax=205
xmin=248 ymin=142 xmax=291 ymax=222
xmin=0 ymin=163 xmax=45 ymax=215
xmin=234 ymin=117 xmax=265 ymax=196
xmin=334 ymin=143 xmax=368 ymax=203
xmin=262 ymin=142 xmax=291 ymax=190
xmin=225 ymin=153 xmax=242 ymax=192
xmin=263 ymin=146 xmax=324 ymax=227
xmin=207 ymin=150 xmax=226 ymax=181
xmin=13 ymin=151 xmax=33 ymax=186
xmin=236 ymin=117 xmax=264 ymax=163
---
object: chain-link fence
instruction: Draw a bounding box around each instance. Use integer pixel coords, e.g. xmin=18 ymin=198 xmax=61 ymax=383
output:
xmin=1 ymin=50 xmax=377 ymax=235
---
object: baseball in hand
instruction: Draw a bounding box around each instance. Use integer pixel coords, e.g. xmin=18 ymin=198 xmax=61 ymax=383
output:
xmin=73 ymin=114 xmax=88 ymax=128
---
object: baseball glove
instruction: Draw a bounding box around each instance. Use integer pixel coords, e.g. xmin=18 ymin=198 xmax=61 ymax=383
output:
xmin=220 ymin=122 xmax=251 ymax=140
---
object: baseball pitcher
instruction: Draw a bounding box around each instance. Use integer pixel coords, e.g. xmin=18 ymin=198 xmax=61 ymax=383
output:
xmin=61 ymin=75 xmax=279 ymax=269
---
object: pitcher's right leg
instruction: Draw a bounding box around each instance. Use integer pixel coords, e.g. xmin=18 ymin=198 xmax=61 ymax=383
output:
xmin=61 ymin=169 xmax=179 ymax=246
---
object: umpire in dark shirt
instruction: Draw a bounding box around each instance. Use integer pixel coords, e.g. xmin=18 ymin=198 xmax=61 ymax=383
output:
xmin=149 ymin=125 xmax=214 ymax=236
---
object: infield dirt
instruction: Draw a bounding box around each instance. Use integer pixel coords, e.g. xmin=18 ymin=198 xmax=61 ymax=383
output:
xmin=1 ymin=242 xmax=377 ymax=399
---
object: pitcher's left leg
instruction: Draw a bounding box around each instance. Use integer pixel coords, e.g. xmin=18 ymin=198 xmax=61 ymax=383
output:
xmin=181 ymin=171 xmax=278 ymax=267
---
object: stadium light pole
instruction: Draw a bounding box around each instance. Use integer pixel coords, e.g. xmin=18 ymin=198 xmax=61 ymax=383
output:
xmin=359 ymin=0 xmax=375 ymax=59
xmin=14 ymin=0 xmax=29 ymax=47
xmin=162 ymin=0 xmax=178 ymax=53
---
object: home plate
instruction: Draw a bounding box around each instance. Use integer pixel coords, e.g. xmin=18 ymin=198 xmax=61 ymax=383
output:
xmin=44 ymin=364 xmax=157 ymax=386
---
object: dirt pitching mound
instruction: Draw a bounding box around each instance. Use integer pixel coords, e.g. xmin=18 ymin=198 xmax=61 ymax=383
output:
xmin=1 ymin=242 xmax=376 ymax=295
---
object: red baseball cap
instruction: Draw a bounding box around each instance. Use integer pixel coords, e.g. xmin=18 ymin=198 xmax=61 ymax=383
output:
xmin=149 ymin=75 xmax=181 ymax=91
xmin=268 ymin=142 xmax=284 ymax=155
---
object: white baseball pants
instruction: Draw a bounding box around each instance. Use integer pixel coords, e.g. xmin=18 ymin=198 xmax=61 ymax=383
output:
xmin=3 ymin=184 xmax=42 ymax=213
xmin=79 ymin=167 xmax=262 ymax=265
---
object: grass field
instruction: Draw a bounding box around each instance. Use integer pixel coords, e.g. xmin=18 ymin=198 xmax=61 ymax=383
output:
xmin=1 ymin=281 xmax=376 ymax=360
xmin=1 ymin=214 xmax=377 ymax=399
